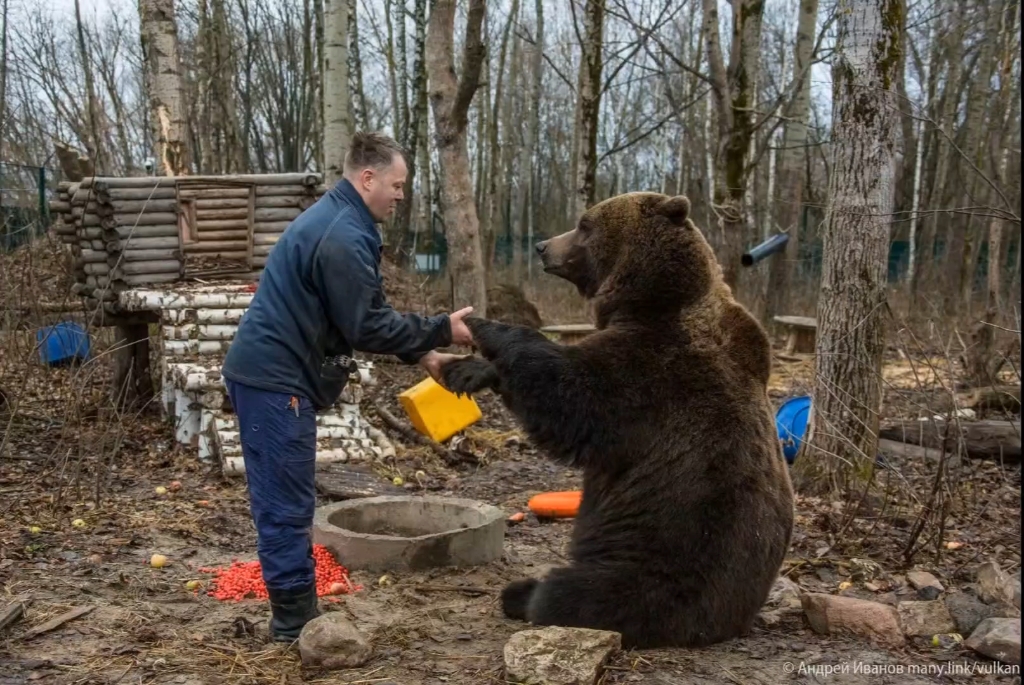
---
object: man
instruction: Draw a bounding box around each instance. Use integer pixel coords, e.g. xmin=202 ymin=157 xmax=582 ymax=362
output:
xmin=221 ymin=131 xmax=473 ymax=642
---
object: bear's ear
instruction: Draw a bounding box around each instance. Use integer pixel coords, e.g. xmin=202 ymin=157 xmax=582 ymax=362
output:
xmin=655 ymin=195 xmax=690 ymax=226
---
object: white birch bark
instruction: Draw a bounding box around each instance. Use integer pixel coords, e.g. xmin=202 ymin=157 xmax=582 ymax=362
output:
xmin=322 ymin=0 xmax=350 ymax=186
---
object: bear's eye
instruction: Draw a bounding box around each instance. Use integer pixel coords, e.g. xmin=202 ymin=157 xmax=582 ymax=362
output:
xmin=577 ymin=219 xmax=592 ymax=235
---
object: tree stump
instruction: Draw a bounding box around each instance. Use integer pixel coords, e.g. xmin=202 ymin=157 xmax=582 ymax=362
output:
xmin=773 ymin=315 xmax=818 ymax=354
xmin=113 ymin=323 xmax=155 ymax=409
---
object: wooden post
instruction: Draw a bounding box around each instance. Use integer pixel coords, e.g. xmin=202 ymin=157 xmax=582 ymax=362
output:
xmin=113 ymin=323 xmax=154 ymax=409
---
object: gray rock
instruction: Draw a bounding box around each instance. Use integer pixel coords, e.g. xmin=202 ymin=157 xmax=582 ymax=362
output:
xmin=767 ymin=576 xmax=803 ymax=610
xmin=964 ymin=618 xmax=1021 ymax=666
xmin=800 ymin=593 xmax=905 ymax=649
xmin=896 ymin=600 xmax=956 ymax=637
xmin=298 ymin=613 xmax=373 ymax=670
xmin=907 ymin=571 xmax=944 ymax=594
xmin=977 ymin=561 xmax=1017 ymax=607
xmin=945 ymin=593 xmax=1003 ymax=634
xmin=503 ymin=626 xmax=621 ymax=685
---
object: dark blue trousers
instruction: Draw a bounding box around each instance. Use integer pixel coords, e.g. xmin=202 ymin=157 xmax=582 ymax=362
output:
xmin=225 ymin=379 xmax=318 ymax=592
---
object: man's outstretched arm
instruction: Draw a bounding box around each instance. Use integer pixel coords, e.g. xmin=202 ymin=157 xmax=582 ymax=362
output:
xmin=314 ymin=233 xmax=451 ymax=360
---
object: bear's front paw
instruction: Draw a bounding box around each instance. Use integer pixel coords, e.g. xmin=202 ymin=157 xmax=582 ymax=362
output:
xmin=441 ymin=357 xmax=499 ymax=397
xmin=501 ymin=578 xmax=539 ymax=621
xmin=464 ymin=317 xmax=509 ymax=359
xmin=465 ymin=316 xmax=544 ymax=360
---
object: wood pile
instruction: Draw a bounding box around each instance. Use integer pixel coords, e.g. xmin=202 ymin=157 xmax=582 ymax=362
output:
xmin=48 ymin=173 xmax=326 ymax=312
xmin=119 ymin=284 xmax=395 ymax=476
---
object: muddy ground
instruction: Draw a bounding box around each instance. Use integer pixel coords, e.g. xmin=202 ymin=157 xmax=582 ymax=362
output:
xmin=1 ymin=353 xmax=1020 ymax=685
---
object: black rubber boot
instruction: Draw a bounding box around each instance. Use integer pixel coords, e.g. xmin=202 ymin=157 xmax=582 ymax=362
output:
xmin=267 ymin=584 xmax=320 ymax=643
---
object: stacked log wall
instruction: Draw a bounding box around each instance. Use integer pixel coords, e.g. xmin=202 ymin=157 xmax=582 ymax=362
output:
xmin=47 ymin=173 xmax=328 ymax=311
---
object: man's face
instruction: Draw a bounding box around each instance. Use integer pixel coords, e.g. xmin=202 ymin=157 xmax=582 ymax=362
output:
xmin=358 ymin=155 xmax=408 ymax=222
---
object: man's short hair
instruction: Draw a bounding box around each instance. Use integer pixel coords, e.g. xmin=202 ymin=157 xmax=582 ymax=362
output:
xmin=344 ymin=132 xmax=406 ymax=174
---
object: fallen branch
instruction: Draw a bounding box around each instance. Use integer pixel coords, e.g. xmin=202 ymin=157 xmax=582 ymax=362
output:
xmin=20 ymin=605 xmax=94 ymax=640
xmin=877 ymin=438 xmax=958 ymax=466
xmin=959 ymin=385 xmax=1021 ymax=413
xmin=371 ymin=399 xmax=460 ymax=465
xmin=0 ymin=602 xmax=25 ymax=632
xmin=878 ymin=419 xmax=1021 ymax=462
xmin=412 ymin=584 xmax=492 ymax=596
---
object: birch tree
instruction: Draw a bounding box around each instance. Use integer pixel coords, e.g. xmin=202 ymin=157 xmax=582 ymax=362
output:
xmin=426 ymin=0 xmax=488 ymax=315
xmin=792 ymin=0 xmax=903 ymax=495
xmin=322 ymin=0 xmax=350 ymax=185
xmin=138 ymin=0 xmax=191 ymax=176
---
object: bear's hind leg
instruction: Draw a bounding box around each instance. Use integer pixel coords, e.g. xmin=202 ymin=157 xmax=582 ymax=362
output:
xmin=501 ymin=578 xmax=539 ymax=620
xmin=523 ymin=565 xmax=674 ymax=648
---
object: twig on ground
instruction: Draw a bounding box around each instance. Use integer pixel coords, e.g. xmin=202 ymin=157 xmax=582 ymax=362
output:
xmin=371 ymin=398 xmax=462 ymax=465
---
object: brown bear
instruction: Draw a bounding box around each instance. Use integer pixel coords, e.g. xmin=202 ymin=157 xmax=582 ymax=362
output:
xmin=440 ymin=192 xmax=795 ymax=649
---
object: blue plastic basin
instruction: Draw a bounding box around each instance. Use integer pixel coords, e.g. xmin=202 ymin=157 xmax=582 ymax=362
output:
xmin=775 ymin=395 xmax=811 ymax=464
xmin=36 ymin=321 xmax=91 ymax=366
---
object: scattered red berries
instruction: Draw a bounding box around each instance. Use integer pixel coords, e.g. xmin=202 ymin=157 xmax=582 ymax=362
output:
xmin=197 ymin=544 xmax=361 ymax=602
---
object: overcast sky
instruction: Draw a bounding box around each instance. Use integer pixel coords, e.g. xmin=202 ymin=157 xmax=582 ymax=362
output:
xmin=27 ymin=0 xmax=839 ymax=133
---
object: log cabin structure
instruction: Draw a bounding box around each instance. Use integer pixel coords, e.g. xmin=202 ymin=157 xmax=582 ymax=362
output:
xmin=49 ymin=172 xmax=325 ymax=303
xmin=47 ymin=173 xmax=395 ymax=476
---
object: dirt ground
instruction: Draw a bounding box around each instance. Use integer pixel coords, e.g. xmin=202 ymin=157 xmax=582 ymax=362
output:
xmin=0 ymin=243 xmax=1021 ymax=684
xmin=1 ymin=354 xmax=1020 ymax=685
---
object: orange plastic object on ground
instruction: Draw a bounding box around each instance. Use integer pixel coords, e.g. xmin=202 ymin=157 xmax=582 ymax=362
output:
xmin=528 ymin=490 xmax=582 ymax=518
xmin=398 ymin=376 xmax=483 ymax=443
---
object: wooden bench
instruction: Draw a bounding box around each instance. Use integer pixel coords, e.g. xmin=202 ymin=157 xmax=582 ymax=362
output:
xmin=773 ymin=315 xmax=818 ymax=354
xmin=540 ymin=323 xmax=597 ymax=345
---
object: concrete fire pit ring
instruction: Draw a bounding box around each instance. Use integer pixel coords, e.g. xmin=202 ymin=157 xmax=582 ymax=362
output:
xmin=312 ymin=495 xmax=507 ymax=572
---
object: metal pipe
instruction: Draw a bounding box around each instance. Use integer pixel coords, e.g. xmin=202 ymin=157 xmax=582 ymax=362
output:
xmin=741 ymin=232 xmax=790 ymax=267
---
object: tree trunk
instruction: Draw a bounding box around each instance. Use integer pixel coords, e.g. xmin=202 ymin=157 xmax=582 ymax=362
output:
xmin=426 ymin=0 xmax=488 ymax=315
xmin=703 ymin=0 xmax=766 ymax=295
xmin=571 ymin=0 xmax=605 ymax=223
xmin=969 ymin=4 xmax=1020 ymax=386
xmin=74 ymin=0 xmax=107 ymax=174
xmin=486 ymin=0 xmax=522 ymax=274
xmin=211 ymin=0 xmax=245 ymax=173
xmin=913 ymin=0 xmax=964 ymax=302
xmin=943 ymin=0 xmax=1002 ymax=316
xmin=322 ymin=0 xmax=350 ymax=186
xmin=0 ymin=0 xmax=7 ymax=163
xmin=792 ymin=0 xmax=903 ymax=496
xmin=138 ymin=0 xmax=191 ymax=176
xmin=348 ymin=0 xmax=368 ymax=131
xmin=766 ymin=0 xmax=819 ymax=322
xmin=904 ymin=17 xmax=933 ymax=297
xmin=513 ymin=0 xmax=544 ymax=284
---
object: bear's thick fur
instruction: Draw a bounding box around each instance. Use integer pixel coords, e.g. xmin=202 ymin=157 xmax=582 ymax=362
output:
xmin=441 ymin=192 xmax=794 ymax=649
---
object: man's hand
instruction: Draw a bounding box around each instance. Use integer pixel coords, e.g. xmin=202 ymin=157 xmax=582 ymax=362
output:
xmin=449 ymin=307 xmax=475 ymax=347
xmin=419 ymin=350 xmax=470 ymax=386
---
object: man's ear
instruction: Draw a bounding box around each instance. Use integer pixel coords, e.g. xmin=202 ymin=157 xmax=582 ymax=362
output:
xmin=656 ymin=195 xmax=691 ymax=226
